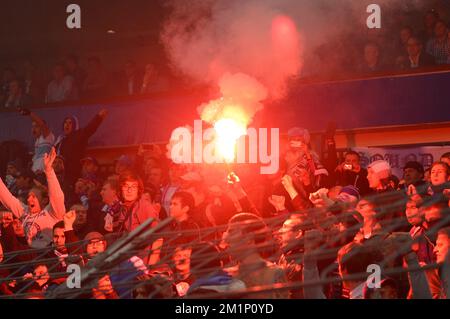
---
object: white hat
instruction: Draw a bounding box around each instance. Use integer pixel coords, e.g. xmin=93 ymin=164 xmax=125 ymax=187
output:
xmin=368 ymin=160 xmax=391 ymax=179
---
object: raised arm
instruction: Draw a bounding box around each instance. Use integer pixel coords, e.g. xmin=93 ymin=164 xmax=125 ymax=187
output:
xmin=44 ymin=147 xmax=66 ymax=220
xmin=404 ymin=252 xmax=433 ymax=299
xmin=82 ymin=109 xmax=108 ymax=139
xmin=0 ymin=178 xmax=25 ymax=219
xmin=228 ymin=172 xmax=261 ymax=216
xmin=19 ymin=108 xmax=51 ymax=138
xmin=281 ymin=175 xmax=313 ymax=211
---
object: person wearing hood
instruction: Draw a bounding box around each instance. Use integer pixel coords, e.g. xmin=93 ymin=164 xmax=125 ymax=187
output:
xmin=53 ymin=109 xmax=108 ymax=186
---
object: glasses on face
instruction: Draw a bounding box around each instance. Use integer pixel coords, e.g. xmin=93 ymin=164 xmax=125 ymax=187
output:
xmin=88 ymin=240 xmax=105 ymax=247
xmin=122 ymin=184 xmax=139 ymax=192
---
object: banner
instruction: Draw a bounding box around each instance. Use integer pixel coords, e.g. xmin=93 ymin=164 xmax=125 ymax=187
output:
xmin=353 ymin=146 xmax=450 ymax=178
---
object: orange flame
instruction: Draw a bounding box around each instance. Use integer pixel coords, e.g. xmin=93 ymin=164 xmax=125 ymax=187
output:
xmin=198 ymin=73 xmax=268 ymax=162
xmin=213 ymin=118 xmax=247 ymax=162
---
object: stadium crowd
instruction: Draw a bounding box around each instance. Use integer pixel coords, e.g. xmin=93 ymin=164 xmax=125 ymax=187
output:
xmin=0 ymin=112 xmax=449 ymax=299
xmin=1 ymin=2 xmax=450 ymax=300
xmin=2 ymin=8 xmax=450 ymax=108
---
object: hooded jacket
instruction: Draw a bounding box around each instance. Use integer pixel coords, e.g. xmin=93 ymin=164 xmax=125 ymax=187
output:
xmin=54 ymin=114 xmax=104 ymax=185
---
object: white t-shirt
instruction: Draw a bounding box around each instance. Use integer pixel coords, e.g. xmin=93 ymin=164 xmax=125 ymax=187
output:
xmin=21 ymin=207 xmax=62 ymax=249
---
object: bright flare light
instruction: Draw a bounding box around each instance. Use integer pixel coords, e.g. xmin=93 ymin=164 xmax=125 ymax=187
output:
xmin=214 ymin=118 xmax=247 ymax=162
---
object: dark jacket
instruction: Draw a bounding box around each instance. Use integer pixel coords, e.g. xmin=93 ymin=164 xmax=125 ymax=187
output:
xmin=55 ymin=114 xmax=105 ymax=185
xmin=0 ymin=224 xmax=36 ymax=275
xmin=335 ymin=168 xmax=370 ymax=196
xmin=159 ymin=218 xmax=201 ymax=259
xmin=407 ymin=52 xmax=435 ymax=69
xmin=44 ymin=230 xmax=85 ymax=274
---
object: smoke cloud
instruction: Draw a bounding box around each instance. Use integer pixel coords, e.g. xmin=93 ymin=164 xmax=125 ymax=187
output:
xmin=161 ymin=0 xmax=433 ymax=124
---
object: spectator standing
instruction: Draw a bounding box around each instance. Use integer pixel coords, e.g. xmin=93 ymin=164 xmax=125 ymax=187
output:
xmin=335 ymin=151 xmax=370 ymax=196
xmin=426 ymin=20 xmax=450 ymax=65
xmin=64 ymin=55 xmax=86 ymax=92
xmin=46 ymin=64 xmax=77 ymax=103
xmin=4 ymin=80 xmax=32 ymax=108
xmin=119 ymin=61 xmax=142 ymax=96
xmin=0 ymin=148 xmax=65 ymax=248
xmin=53 ymin=109 xmax=107 ymax=186
xmin=18 ymin=109 xmax=54 ymax=174
xmin=83 ymin=57 xmax=109 ymax=99
xmin=397 ymin=37 xmax=435 ymax=70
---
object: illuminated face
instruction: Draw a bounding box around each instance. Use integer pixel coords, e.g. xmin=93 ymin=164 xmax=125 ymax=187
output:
xmin=405 ymin=201 xmax=423 ymax=226
xmin=63 ymin=118 xmax=74 ymax=135
xmin=356 ymin=200 xmax=376 ymax=219
xmin=423 ymin=206 xmax=442 ymax=223
xmin=33 ymin=265 xmax=50 ymax=287
xmin=27 ymin=190 xmax=42 ymax=214
xmin=122 ymin=181 xmax=139 ymax=202
xmin=430 ymin=164 xmax=448 ymax=186
xmin=367 ymin=168 xmax=381 ymax=189
xmin=100 ymin=183 xmax=118 ymax=205
xmin=86 ymin=239 xmax=106 ymax=258
xmin=169 ymin=197 xmax=188 ymax=220
xmin=53 ymin=227 xmax=66 ymax=249
xmin=434 ymin=234 xmax=449 ymax=264
xmin=278 ymin=219 xmax=302 ymax=249
xmin=74 ymin=209 xmax=88 ymax=228
xmin=13 ymin=219 xmax=25 ymax=237
xmin=0 ymin=242 xmax=3 ymax=263
xmin=344 ymin=154 xmax=360 ymax=170
xmin=172 ymin=247 xmax=192 ymax=274
xmin=1 ymin=211 xmax=13 ymax=228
